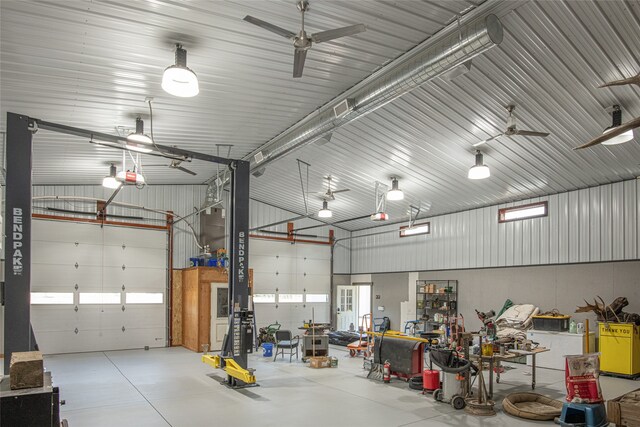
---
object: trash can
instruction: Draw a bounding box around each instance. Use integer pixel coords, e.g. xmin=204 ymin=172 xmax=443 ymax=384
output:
xmin=262 ymin=343 xmax=274 ymax=357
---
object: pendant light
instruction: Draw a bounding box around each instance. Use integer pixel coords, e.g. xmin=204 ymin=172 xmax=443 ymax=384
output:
xmin=386 ymin=177 xmax=404 ymax=201
xmin=102 ymin=163 xmax=121 ymax=189
xmin=162 ymin=44 xmax=199 ymax=97
xmin=601 ymin=105 xmax=634 ymax=145
xmin=127 ymin=117 xmax=153 ymax=145
xmin=318 ymin=200 xmax=332 ymax=218
xmin=468 ymin=150 xmax=490 ymax=180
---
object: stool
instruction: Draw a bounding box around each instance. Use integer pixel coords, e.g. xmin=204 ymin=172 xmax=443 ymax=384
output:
xmin=558 ymin=402 xmax=608 ymax=427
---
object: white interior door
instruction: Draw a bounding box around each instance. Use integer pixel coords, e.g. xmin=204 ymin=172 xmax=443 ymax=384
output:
xmin=210 ymin=283 xmax=229 ymax=351
xmin=337 ymin=286 xmax=357 ymax=331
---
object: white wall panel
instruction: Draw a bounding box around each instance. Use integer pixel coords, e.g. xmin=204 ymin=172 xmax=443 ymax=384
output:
xmin=350 ymin=180 xmax=639 ymax=274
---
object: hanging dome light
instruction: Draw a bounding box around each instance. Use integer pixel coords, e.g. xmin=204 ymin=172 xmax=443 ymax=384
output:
xmin=318 ymin=200 xmax=332 ymax=218
xmin=162 ymin=44 xmax=199 ymax=97
xmin=386 ymin=177 xmax=404 ymax=201
xmin=468 ymin=150 xmax=490 ymax=180
xmin=102 ymin=163 xmax=121 ymax=189
xmin=127 ymin=117 xmax=153 ymax=147
xmin=601 ymin=105 xmax=634 ymax=145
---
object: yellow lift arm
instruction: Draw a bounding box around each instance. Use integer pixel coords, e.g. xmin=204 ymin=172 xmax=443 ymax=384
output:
xmin=202 ymin=354 xmax=256 ymax=385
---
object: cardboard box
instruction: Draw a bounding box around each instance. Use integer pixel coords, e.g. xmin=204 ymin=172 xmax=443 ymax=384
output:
xmin=607 ymin=388 xmax=640 ymax=427
xmin=309 ymin=356 xmax=331 ymax=369
xmin=10 ymin=351 xmax=44 ymax=390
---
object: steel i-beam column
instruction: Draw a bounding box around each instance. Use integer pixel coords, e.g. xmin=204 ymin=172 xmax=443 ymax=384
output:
xmin=4 ymin=113 xmax=34 ymax=372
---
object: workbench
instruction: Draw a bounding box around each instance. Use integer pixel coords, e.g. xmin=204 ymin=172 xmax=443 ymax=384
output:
xmin=469 ymin=347 xmax=549 ymax=398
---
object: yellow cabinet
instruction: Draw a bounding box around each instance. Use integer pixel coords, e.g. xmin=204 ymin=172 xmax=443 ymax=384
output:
xmin=599 ymin=323 xmax=640 ymax=377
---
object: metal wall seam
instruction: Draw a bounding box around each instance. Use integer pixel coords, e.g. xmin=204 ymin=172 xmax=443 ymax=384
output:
xmin=601 ymin=185 xmax=612 ymax=262
xmin=568 ymin=190 xmax=580 ymax=264
xmin=611 ymin=182 xmax=625 ymax=260
xmin=578 ymin=188 xmax=591 ymax=263
xmin=624 ymin=180 xmax=637 ymax=260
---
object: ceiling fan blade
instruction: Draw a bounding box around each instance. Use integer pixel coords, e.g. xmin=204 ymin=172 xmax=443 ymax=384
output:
xmin=598 ymin=73 xmax=640 ymax=88
xmin=176 ymin=166 xmax=197 ymax=176
xmin=513 ymin=130 xmax=550 ymax=138
xmin=574 ymin=116 xmax=640 ymax=150
xmin=243 ymin=15 xmax=296 ymax=39
xmin=311 ymin=24 xmax=366 ymax=43
xmin=473 ymin=133 xmax=503 ymax=147
xmin=144 ymin=164 xmax=170 ymax=167
xmin=332 ymin=189 xmax=350 ymax=194
xmin=293 ymin=49 xmax=307 ymax=78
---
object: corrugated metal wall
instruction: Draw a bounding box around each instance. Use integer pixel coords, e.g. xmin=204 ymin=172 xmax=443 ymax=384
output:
xmin=31 ymin=185 xmax=351 ymax=270
xmin=350 ymin=179 xmax=639 ymax=274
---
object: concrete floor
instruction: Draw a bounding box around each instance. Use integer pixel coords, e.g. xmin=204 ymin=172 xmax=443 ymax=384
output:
xmin=42 ymin=346 xmax=638 ymax=427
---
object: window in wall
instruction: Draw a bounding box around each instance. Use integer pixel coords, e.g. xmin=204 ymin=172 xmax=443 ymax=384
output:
xmin=79 ymin=293 xmax=121 ymax=304
xmin=399 ymin=222 xmax=430 ymax=237
xmin=340 ymin=288 xmax=353 ymax=311
xmin=125 ymin=293 xmax=163 ymax=304
xmin=253 ymin=294 xmax=276 ymax=303
xmin=279 ymin=294 xmax=303 ymax=303
xmin=306 ymin=294 xmax=329 ymax=303
xmin=31 ymin=292 xmax=74 ymax=305
xmin=499 ymin=202 xmax=548 ymax=223
xmin=216 ymin=288 xmax=229 ymax=318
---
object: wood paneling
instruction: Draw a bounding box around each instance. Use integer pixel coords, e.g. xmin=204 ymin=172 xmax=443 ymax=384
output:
xmin=177 ymin=267 xmax=255 ymax=353
xmin=171 ymin=269 xmax=183 ymax=346
xmin=182 ymin=268 xmax=200 ymax=352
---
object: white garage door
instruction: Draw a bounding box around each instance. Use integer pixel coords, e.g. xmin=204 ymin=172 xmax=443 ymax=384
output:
xmin=30 ymin=218 xmax=168 ymax=354
xmin=251 ymin=239 xmax=331 ymax=333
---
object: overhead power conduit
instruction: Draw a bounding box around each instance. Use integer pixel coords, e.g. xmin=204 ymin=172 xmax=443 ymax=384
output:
xmin=244 ymin=13 xmax=503 ymax=173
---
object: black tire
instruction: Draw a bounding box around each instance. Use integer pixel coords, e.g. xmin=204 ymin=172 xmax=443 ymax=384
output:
xmin=349 ymin=349 xmax=356 ymax=357
xmin=433 ymin=388 xmax=443 ymax=402
xmin=409 ymin=376 xmax=424 ymax=390
xmin=451 ymin=395 xmax=466 ymax=410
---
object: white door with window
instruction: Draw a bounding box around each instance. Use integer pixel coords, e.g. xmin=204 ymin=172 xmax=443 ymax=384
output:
xmin=211 ymin=284 xmax=229 ymax=351
xmin=337 ymin=286 xmax=356 ymax=331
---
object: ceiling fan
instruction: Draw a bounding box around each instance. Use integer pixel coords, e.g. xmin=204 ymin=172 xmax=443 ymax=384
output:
xmin=314 ymin=176 xmax=350 ymax=200
xmin=598 ymin=72 xmax=640 ymax=88
xmin=144 ymin=159 xmax=197 ymax=176
xmin=474 ymin=105 xmax=550 ymax=147
xmin=574 ymin=72 xmax=640 ymax=150
xmin=243 ymin=0 xmax=366 ymax=78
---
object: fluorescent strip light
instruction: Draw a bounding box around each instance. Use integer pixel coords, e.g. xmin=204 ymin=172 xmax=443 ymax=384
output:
xmin=399 ymin=222 xmax=430 ymax=237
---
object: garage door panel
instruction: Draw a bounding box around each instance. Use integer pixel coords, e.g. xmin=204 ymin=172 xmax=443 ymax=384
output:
xmin=298 ymin=276 xmax=329 ymax=293
xmin=32 ymin=264 xmax=102 ymax=288
xmin=117 ymin=328 xmax=166 ymax=349
xmin=33 ymin=221 xmax=102 ymax=245
xmin=297 ymin=258 xmax=330 ymax=275
xmin=32 ymin=306 xmax=79 ymax=332
xmin=250 ymin=255 xmax=277 ymax=273
xmin=102 ymin=246 xmax=166 ymax=269
xmin=34 ymin=331 xmax=85 ymax=354
xmin=123 ymin=306 xmax=165 ymax=328
xmin=32 ymin=219 xmax=167 ymax=354
xmin=102 ymin=267 xmax=166 ymax=289
xmin=295 ymin=243 xmax=331 ymax=260
xmin=102 ymin=226 xmax=167 ymax=249
xmin=32 ymin=242 xmax=104 ymax=267
xmin=275 ymin=256 xmax=295 ymax=273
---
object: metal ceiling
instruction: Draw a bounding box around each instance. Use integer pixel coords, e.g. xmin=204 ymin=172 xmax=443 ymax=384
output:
xmin=2 ymin=1 xmax=639 ymax=231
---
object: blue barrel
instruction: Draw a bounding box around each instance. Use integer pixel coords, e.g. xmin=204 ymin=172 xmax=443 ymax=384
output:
xmin=262 ymin=343 xmax=274 ymax=357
